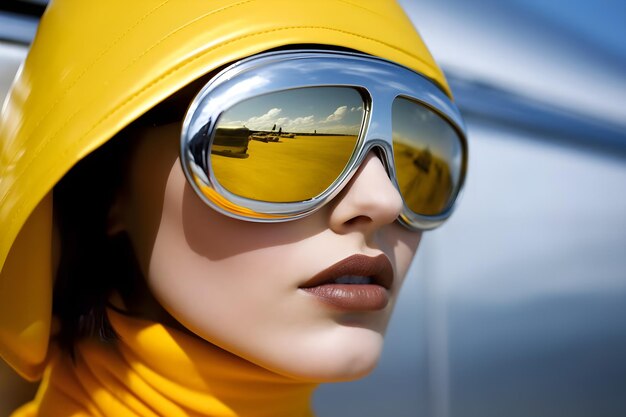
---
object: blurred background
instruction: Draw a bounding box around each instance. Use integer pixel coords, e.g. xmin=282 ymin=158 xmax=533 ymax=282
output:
xmin=1 ymin=1 xmax=625 ymax=416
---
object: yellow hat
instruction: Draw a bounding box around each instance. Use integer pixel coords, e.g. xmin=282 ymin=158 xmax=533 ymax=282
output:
xmin=0 ymin=0 xmax=450 ymax=380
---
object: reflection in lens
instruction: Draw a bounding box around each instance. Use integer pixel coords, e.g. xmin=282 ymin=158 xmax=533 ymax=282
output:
xmin=392 ymin=97 xmax=463 ymax=216
xmin=210 ymin=87 xmax=364 ymax=202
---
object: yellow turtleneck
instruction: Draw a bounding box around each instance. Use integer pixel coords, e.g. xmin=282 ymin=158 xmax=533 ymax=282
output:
xmin=11 ymin=310 xmax=317 ymax=417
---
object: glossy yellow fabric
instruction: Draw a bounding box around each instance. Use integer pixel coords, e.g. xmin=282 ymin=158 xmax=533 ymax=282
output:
xmin=0 ymin=0 xmax=450 ymax=379
xmin=11 ymin=310 xmax=316 ymax=417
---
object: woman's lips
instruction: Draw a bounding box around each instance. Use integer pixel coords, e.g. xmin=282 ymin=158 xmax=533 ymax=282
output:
xmin=299 ymin=254 xmax=394 ymax=311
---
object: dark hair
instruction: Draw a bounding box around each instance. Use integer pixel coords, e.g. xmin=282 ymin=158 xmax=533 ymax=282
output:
xmin=52 ymin=125 xmax=138 ymax=354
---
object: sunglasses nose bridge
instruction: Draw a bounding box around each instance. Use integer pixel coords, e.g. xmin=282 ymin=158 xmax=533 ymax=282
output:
xmin=358 ymin=139 xmax=397 ymax=186
xmin=359 ymin=85 xmax=396 ymax=174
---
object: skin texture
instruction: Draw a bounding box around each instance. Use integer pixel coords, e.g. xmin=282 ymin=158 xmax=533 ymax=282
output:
xmin=113 ymin=122 xmax=422 ymax=382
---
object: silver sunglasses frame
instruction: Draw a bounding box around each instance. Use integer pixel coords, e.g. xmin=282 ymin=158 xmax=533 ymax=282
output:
xmin=180 ymin=49 xmax=468 ymax=230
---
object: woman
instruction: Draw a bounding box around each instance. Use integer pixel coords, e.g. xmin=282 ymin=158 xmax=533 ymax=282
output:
xmin=0 ymin=0 xmax=467 ymax=415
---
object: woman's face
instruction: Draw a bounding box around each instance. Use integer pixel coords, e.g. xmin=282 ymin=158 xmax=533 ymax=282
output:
xmin=117 ymin=121 xmax=422 ymax=382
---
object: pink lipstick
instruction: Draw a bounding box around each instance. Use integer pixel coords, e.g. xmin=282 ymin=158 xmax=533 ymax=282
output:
xmin=299 ymin=254 xmax=394 ymax=311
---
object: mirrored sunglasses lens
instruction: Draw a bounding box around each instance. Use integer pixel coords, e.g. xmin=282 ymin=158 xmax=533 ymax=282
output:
xmin=392 ymin=97 xmax=463 ymax=216
xmin=210 ymin=87 xmax=364 ymax=202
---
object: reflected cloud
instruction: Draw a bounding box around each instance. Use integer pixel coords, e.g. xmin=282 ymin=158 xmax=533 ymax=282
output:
xmin=324 ymin=105 xmax=347 ymax=122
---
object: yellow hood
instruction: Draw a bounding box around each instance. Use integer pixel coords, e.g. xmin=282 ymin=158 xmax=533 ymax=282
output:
xmin=0 ymin=0 xmax=449 ymax=380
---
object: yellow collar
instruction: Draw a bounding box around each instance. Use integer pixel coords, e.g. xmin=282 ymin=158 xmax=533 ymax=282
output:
xmin=15 ymin=310 xmax=317 ymax=417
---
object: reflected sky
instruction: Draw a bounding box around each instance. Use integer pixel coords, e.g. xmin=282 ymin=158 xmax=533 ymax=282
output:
xmin=218 ymin=87 xmax=364 ymax=134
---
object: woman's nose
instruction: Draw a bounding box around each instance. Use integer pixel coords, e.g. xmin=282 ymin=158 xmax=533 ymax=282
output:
xmin=328 ymin=151 xmax=404 ymax=234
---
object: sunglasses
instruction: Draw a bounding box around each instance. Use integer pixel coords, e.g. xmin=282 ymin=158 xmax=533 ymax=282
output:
xmin=180 ymin=50 xmax=467 ymax=230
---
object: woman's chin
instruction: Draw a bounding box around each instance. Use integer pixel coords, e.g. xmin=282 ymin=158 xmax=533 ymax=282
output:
xmin=247 ymin=329 xmax=386 ymax=383
xmin=286 ymin=351 xmax=382 ymax=383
